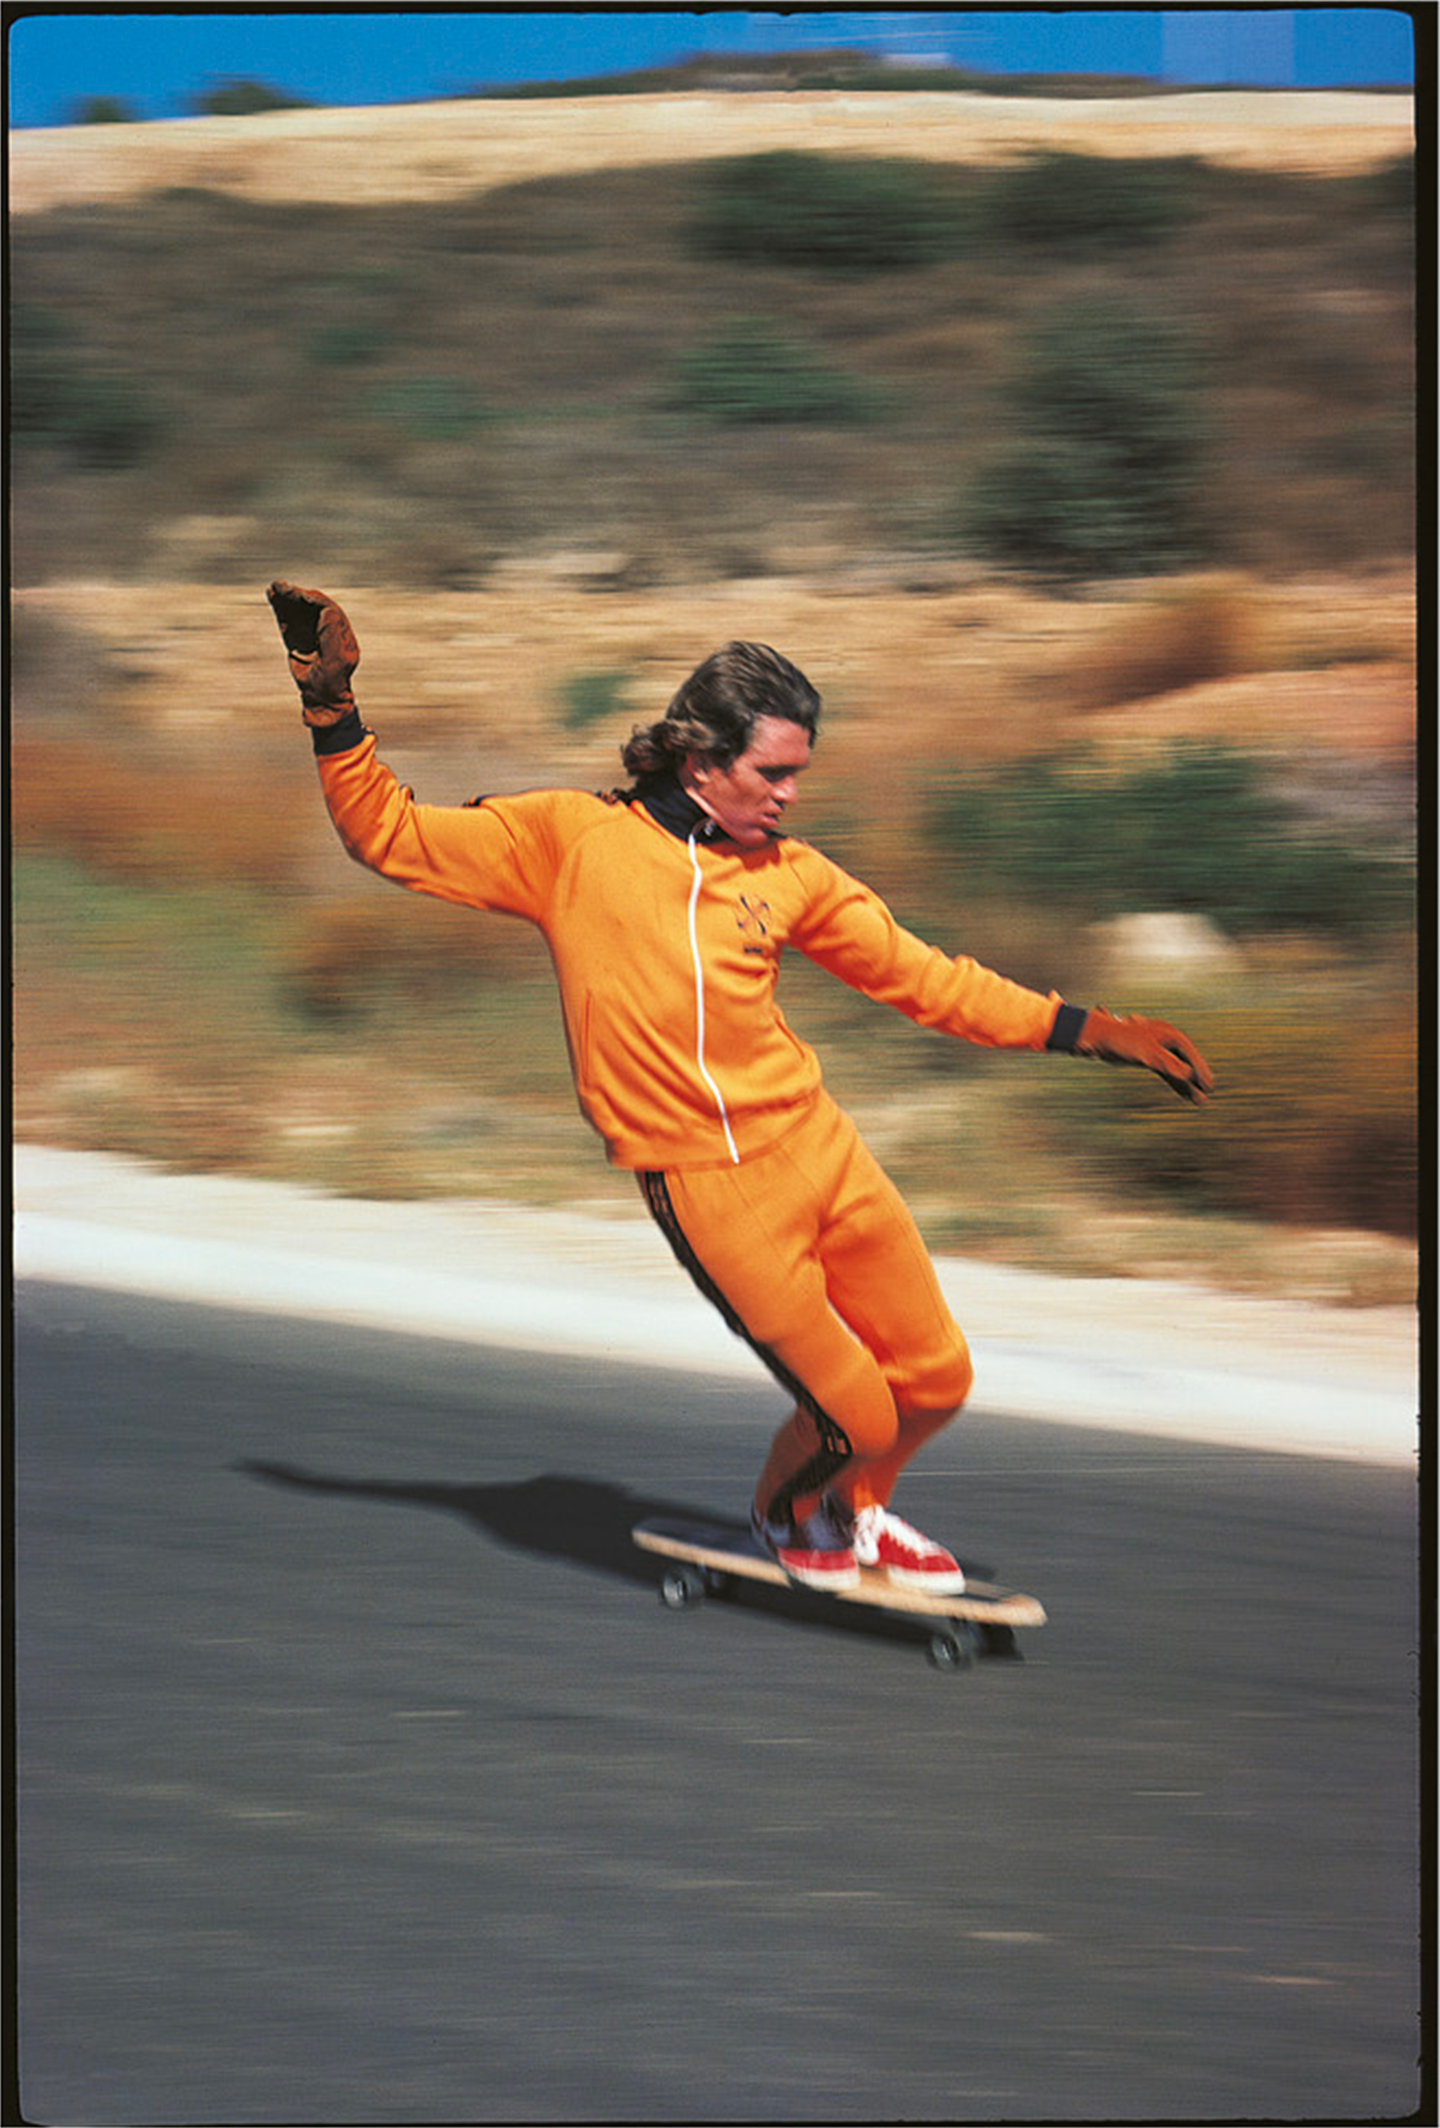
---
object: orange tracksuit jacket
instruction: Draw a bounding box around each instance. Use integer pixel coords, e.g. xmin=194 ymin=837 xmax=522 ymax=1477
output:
xmin=317 ymin=731 xmax=1067 ymax=1171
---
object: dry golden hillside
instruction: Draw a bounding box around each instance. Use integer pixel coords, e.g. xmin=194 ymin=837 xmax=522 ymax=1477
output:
xmin=9 ymin=88 xmax=1414 ymax=216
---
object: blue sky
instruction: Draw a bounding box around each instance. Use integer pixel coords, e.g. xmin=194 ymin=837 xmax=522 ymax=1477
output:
xmin=7 ymin=8 xmax=1418 ymax=127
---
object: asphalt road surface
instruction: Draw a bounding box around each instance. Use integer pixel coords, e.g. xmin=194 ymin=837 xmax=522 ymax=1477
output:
xmin=14 ymin=1280 xmax=1422 ymax=2125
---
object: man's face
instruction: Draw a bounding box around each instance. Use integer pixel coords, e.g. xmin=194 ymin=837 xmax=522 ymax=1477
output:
xmin=683 ymin=714 xmax=812 ymax=849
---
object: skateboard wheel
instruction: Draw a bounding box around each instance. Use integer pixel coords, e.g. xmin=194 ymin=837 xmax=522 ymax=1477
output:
xmin=927 ymin=1629 xmax=973 ymax=1673
xmin=659 ymin=1567 xmax=706 ymax=1610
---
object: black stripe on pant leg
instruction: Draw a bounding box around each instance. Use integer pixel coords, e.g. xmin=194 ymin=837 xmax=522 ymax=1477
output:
xmin=638 ymin=1170 xmax=852 ymax=1521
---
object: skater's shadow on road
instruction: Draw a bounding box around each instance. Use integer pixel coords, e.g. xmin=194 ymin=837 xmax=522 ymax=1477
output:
xmin=236 ymin=1462 xmax=1000 ymax=1646
xmin=236 ymin=1461 xmax=710 ymax=1587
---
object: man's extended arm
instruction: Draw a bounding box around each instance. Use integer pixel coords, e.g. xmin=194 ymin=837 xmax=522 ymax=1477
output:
xmin=786 ymin=844 xmax=1211 ymax=1104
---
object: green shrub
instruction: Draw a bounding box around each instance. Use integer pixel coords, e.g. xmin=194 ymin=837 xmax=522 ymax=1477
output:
xmin=308 ymin=322 xmax=390 ymax=368
xmin=690 ymin=151 xmax=967 ymax=273
xmin=958 ymin=298 xmax=1213 ymax=578
xmin=72 ymin=95 xmax=142 ymax=125
xmin=10 ymin=305 xmax=164 ymax=469
xmin=560 ymin=669 xmax=633 ymax=731
xmin=929 ymin=745 xmax=1412 ymax=940
xmin=663 ymin=317 xmax=884 ymax=427
xmin=1355 ymin=151 xmax=1413 ymax=218
xmin=191 ymin=78 xmax=313 ymax=117
xmin=984 ymin=150 xmax=1202 ymax=253
xmin=361 ymin=376 xmax=496 ymax=440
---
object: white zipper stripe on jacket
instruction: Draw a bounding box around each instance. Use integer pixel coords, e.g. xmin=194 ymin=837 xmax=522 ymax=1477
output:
xmin=686 ymin=829 xmax=740 ymax=1164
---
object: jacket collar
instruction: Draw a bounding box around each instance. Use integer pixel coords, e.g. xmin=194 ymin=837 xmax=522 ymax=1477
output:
xmin=638 ymin=778 xmax=726 ymax=844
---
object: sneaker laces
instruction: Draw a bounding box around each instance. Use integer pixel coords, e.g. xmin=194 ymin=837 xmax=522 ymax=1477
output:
xmin=851 ymin=1504 xmax=926 ymax=1556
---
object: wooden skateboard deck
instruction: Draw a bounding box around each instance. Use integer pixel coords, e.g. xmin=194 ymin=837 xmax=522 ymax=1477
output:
xmin=633 ymin=1516 xmax=1045 ymax=1671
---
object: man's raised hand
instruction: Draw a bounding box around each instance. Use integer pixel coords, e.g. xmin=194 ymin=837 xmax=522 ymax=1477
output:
xmin=266 ymin=580 xmax=359 ymax=726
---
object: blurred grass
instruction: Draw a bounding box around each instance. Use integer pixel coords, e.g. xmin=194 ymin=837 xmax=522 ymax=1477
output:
xmin=9 ymin=149 xmax=1415 ymax=586
xmin=9 ymin=136 xmax=1417 ymax=1302
xmin=12 ymin=705 xmax=1417 ymax=1301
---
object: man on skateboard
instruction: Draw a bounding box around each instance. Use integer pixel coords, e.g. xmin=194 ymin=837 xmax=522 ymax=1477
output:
xmin=268 ymin=581 xmax=1212 ymax=1594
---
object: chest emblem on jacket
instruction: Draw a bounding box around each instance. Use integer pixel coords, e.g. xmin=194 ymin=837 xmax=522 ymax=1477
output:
xmin=735 ymin=895 xmax=772 ymax=953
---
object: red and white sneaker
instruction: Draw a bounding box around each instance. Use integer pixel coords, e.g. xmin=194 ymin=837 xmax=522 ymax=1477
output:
xmin=846 ymin=1504 xmax=966 ymax=1593
xmin=751 ymin=1500 xmax=860 ymax=1591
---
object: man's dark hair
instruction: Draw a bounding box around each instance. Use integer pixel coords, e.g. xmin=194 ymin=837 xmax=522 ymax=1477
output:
xmin=621 ymin=641 xmax=821 ymax=786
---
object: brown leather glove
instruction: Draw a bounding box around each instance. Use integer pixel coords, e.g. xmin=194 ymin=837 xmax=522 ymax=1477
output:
xmin=266 ymin=580 xmax=359 ymax=726
xmin=1075 ymin=1007 xmax=1213 ymax=1105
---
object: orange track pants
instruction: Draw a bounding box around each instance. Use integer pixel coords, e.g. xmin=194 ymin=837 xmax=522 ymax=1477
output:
xmin=639 ymin=1092 xmax=974 ymax=1526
